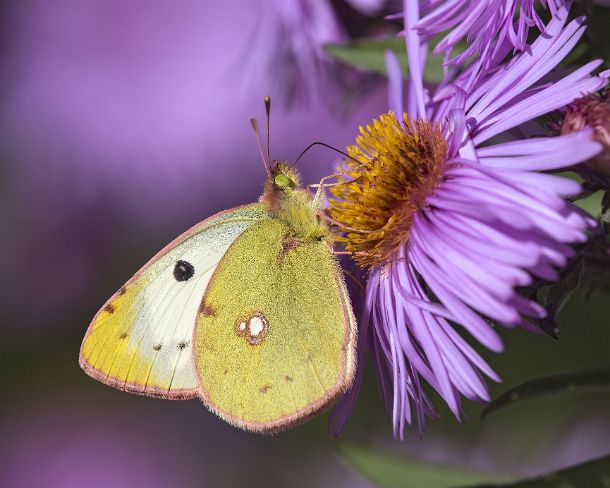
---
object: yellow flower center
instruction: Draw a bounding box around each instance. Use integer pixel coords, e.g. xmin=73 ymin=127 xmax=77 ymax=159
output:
xmin=327 ymin=113 xmax=447 ymax=269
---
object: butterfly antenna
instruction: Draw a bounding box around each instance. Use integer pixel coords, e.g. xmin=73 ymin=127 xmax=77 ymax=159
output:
xmin=294 ymin=141 xmax=361 ymax=165
xmin=250 ymin=116 xmax=270 ymax=175
xmin=264 ymin=96 xmax=271 ymax=165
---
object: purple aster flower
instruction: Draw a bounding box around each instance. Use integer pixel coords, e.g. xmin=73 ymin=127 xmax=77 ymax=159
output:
xmin=328 ymin=2 xmax=608 ymax=438
xmin=391 ymin=1 xmax=564 ymax=88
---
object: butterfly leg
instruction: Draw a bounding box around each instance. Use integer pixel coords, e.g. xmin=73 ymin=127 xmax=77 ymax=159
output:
xmin=308 ymin=158 xmax=376 ymax=209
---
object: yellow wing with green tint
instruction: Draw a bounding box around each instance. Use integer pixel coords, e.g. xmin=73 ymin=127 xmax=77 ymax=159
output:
xmin=79 ymin=204 xmax=269 ymax=399
xmin=193 ymin=218 xmax=357 ymax=432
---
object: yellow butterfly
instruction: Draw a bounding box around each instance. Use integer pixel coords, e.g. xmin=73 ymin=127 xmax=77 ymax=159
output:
xmin=79 ymin=98 xmax=357 ymax=433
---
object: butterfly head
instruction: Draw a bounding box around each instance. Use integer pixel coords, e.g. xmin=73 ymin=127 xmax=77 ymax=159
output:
xmin=261 ymin=161 xmax=332 ymax=245
xmin=262 ymin=161 xmax=303 ymax=207
xmin=270 ymin=161 xmax=301 ymax=192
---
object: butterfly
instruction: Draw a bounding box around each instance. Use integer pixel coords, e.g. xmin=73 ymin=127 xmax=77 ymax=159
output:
xmin=79 ymin=98 xmax=357 ymax=433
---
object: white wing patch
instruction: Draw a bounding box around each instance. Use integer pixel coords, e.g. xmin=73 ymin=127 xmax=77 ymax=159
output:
xmin=80 ymin=204 xmax=268 ymax=399
xmin=124 ymin=223 xmax=248 ymax=390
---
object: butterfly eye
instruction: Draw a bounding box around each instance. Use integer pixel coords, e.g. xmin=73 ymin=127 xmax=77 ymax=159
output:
xmin=173 ymin=260 xmax=195 ymax=281
xmin=274 ymin=174 xmax=295 ymax=189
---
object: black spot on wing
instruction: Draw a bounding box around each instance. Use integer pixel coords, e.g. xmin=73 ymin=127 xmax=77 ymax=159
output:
xmin=173 ymin=260 xmax=195 ymax=282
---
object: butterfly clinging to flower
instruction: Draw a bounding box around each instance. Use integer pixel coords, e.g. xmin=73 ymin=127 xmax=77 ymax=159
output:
xmin=79 ymin=98 xmax=357 ymax=433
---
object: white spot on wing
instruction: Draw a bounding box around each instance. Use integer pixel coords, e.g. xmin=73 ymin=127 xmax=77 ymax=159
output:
xmin=249 ymin=316 xmax=264 ymax=337
xmin=235 ymin=312 xmax=268 ymax=345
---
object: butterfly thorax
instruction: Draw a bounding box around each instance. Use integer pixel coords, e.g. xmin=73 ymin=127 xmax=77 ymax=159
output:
xmin=260 ymin=160 xmax=332 ymax=245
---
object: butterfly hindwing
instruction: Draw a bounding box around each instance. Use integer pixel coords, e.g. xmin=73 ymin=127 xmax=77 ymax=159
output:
xmin=79 ymin=204 xmax=269 ymax=399
xmin=193 ymin=218 xmax=357 ymax=432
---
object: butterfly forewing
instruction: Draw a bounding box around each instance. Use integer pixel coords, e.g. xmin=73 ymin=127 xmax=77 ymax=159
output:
xmin=80 ymin=204 xmax=269 ymax=399
xmin=193 ymin=218 xmax=357 ymax=431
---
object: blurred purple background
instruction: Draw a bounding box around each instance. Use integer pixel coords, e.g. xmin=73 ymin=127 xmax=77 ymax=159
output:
xmin=1 ymin=1 xmax=609 ymax=487
xmin=0 ymin=0 xmax=386 ymax=327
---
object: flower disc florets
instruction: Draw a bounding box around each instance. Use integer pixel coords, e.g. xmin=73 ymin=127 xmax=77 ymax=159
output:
xmin=327 ymin=113 xmax=447 ymax=269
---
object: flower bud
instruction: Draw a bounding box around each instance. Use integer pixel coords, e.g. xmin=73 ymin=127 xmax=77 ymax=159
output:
xmin=561 ymin=89 xmax=610 ymax=190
